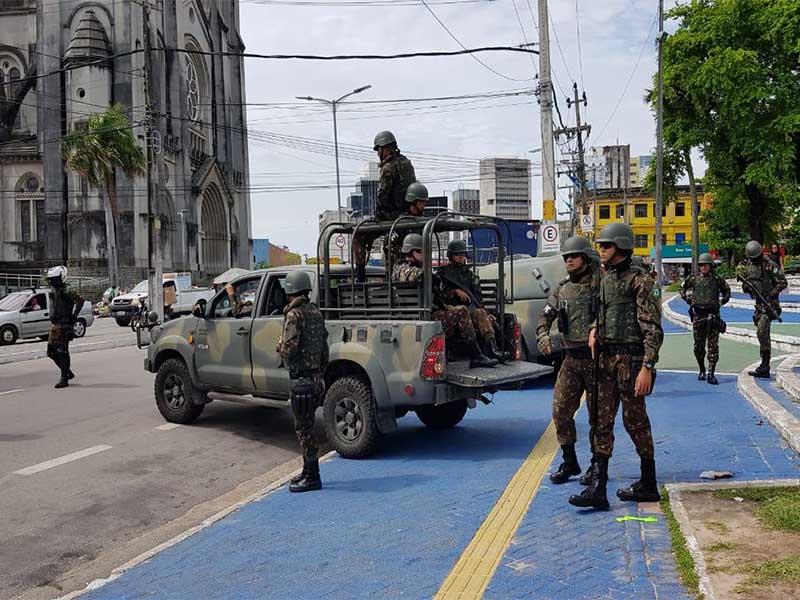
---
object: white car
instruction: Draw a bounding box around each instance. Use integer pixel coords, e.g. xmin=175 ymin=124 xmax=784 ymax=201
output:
xmin=110 ymin=279 xmax=214 ymax=327
xmin=0 ymin=288 xmax=94 ymax=345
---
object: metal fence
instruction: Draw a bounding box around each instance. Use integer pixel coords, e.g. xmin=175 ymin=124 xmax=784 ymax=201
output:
xmin=0 ymin=272 xmax=109 ymax=298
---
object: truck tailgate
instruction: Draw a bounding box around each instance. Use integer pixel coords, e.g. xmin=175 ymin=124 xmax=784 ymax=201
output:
xmin=446 ymin=360 xmax=553 ymax=388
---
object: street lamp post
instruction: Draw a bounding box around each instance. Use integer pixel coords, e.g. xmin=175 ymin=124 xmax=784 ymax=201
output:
xmin=178 ymin=209 xmax=189 ymax=271
xmin=297 ymin=85 xmax=372 ymax=262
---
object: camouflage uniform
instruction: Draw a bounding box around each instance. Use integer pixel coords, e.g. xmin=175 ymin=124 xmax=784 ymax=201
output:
xmin=436 ymin=262 xmax=495 ymax=341
xmin=736 ymin=257 xmax=787 ymax=359
xmin=279 ymin=296 xmax=329 ymax=463
xmin=680 ymin=272 xmax=731 ymax=368
xmin=536 ymin=266 xmax=599 ymax=447
xmin=594 ymin=260 xmax=663 ymax=460
xmin=47 ymin=284 xmax=83 ymax=382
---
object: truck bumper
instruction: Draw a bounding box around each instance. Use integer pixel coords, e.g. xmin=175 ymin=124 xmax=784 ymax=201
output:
xmin=144 ymin=357 xmax=154 ymax=373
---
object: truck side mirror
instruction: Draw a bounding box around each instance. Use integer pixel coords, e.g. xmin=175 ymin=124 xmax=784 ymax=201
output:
xmin=192 ymin=299 xmax=207 ymax=319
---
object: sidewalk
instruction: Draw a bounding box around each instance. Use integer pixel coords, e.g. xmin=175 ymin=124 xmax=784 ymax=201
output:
xmin=75 ymin=368 xmax=799 ymax=600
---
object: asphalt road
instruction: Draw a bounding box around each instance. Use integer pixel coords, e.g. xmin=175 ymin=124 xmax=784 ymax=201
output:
xmin=0 ymin=346 xmax=311 ymax=600
xmin=0 ymin=318 xmax=133 ymax=361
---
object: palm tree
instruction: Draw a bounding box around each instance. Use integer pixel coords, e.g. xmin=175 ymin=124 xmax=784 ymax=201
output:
xmin=61 ymin=104 xmax=146 ymax=287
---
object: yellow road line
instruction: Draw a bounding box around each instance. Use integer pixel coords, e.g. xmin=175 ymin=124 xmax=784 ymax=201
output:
xmin=434 ymin=421 xmax=560 ymax=599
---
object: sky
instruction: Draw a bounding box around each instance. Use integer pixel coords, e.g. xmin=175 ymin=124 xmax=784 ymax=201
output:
xmin=238 ymin=0 xmax=686 ymax=257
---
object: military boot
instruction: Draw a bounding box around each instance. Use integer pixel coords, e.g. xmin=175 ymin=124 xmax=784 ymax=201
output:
xmin=706 ymin=363 xmax=718 ymax=386
xmin=549 ymin=444 xmax=581 ymax=484
xmin=579 ymin=459 xmax=598 ymax=486
xmin=616 ymin=458 xmax=661 ymax=502
xmin=290 ymin=458 xmax=311 ymax=485
xmin=469 ymin=340 xmax=498 ymax=369
xmin=290 ymin=459 xmax=322 ymax=493
xmin=569 ymin=456 xmax=609 ymax=510
xmin=748 ymin=353 xmax=771 ymax=379
xmin=55 ymin=377 xmax=69 ymax=389
xmin=696 ymin=355 xmax=706 ymax=381
xmin=486 ymin=337 xmax=511 ymax=364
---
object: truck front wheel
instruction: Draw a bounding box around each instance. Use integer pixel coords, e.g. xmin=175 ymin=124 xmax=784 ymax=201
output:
xmin=154 ymin=358 xmax=205 ymax=424
xmin=323 ymin=376 xmax=380 ymax=459
xmin=416 ymin=400 xmax=468 ymax=430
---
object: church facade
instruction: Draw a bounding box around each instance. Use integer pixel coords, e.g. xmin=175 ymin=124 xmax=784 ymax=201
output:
xmin=0 ymin=0 xmax=252 ymax=283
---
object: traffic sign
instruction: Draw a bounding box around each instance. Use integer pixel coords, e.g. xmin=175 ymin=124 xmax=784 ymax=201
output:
xmin=335 ymin=234 xmax=346 ymax=249
xmin=541 ymin=223 xmax=560 ymax=254
xmin=580 ymin=214 xmax=593 ymax=232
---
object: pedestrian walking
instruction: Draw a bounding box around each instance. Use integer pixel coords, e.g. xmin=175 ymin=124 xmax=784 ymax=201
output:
xmin=569 ymin=223 xmax=664 ymax=510
xmin=46 ymin=266 xmax=83 ymax=389
xmin=536 ymin=236 xmax=600 ymax=485
xmin=278 ymin=271 xmax=329 ymax=493
xmin=679 ymin=253 xmax=731 ymax=385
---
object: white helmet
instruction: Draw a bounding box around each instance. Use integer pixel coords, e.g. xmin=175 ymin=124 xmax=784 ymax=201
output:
xmin=47 ymin=265 xmax=67 ymax=284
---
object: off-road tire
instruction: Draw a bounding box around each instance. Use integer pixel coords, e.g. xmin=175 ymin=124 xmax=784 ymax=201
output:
xmin=323 ymin=376 xmax=380 ymax=459
xmin=415 ymin=400 xmax=468 ymax=430
xmin=73 ymin=318 xmax=87 ymax=338
xmin=154 ymin=358 xmax=205 ymax=424
xmin=0 ymin=324 xmax=18 ymax=346
xmin=115 ymin=317 xmax=131 ymax=327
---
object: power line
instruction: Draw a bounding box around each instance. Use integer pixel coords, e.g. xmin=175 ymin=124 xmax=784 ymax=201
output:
xmin=575 ymin=0 xmax=585 ymax=91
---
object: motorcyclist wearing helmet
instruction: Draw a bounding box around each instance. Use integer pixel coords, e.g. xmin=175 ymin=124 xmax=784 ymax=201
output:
xmin=46 ymin=266 xmax=84 ymax=389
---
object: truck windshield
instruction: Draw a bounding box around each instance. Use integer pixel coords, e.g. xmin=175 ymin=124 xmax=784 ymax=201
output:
xmin=131 ymin=281 xmax=148 ymax=293
xmin=0 ymin=292 xmax=30 ymax=312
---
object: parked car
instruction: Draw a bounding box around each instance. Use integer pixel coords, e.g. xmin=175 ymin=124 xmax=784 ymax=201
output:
xmin=0 ymin=288 xmax=94 ymax=345
xmin=110 ymin=278 xmax=214 ymax=327
xmin=784 ymin=258 xmax=800 ymax=276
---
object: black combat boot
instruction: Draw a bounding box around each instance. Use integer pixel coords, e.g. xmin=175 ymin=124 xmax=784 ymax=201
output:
xmin=55 ymin=377 xmax=69 ymax=389
xmin=549 ymin=444 xmax=581 ymax=484
xmin=616 ymin=457 xmax=661 ymax=502
xmin=569 ymin=455 xmax=610 ymax=510
xmin=706 ymin=363 xmax=718 ymax=386
xmin=579 ymin=459 xmax=598 ymax=486
xmin=485 ymin=337 xmax=511 ymax=364
xmin=696 ymin=354 xmax=706 ymax=381
xmin=68 ymin=370 xmax=76 ymax=380
xmin=748 ymin=352 xmax=771 ymax=379
xmin=469 ymin=340 xmax=498 ymax=369
xmin=291 ymin=458 xmax=310 ymax=485
xmin=290 ymin=458 xmax=322 ymax=493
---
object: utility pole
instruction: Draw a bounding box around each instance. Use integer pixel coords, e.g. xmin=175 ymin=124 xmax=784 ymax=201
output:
xmin=538 ymin=0 xmax=557 ymax=238
xmin=555 ymin=82 xmax=590 ymax=235
xmin=654 ymin=0 xmax=665 ymax=283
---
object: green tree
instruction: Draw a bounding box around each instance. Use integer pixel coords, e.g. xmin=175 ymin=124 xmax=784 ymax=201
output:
xmin=659 ymin=0 xmax=800 ymax=244
xmin=61 ymin=104 xmax=145 ymax=287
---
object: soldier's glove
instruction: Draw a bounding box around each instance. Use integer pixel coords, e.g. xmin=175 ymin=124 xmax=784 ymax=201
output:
xmin=537 ymin=336 xmax=552 ymax=356
xmin=291 ymin=379 xmax=318 ymax=415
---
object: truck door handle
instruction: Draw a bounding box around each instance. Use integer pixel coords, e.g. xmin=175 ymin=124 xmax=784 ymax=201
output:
xmin=236 ymin=328 xmax=249 ymax=336
xmin=44 ymin=313 xmax=48 ymax=317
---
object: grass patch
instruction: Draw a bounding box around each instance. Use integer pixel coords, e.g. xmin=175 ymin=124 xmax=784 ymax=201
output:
xmin=704 ymin=541 xmax=737 ymax=553
xmin=704 ymin=520 xmax=730 ymax=534
xmin=713 ymin=487 xmax=800 ymax=532
xmin=666 ymin=281 xmax=683 ymax=292
xmin=660 ymin=489 xmax=703 ymax=599
xmin=735 ymin=555 xmax=800 ymax=594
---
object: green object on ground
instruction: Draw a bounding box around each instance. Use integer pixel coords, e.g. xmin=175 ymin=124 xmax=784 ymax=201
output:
xmin=736 ymin=555 xmax=800 ymax=594
xmin=615 ymin=515 xmax=659 ymax=523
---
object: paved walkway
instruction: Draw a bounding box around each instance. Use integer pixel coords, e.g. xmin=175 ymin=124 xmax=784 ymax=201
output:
xmin=731 ymin=291 xmax=800 ymax=303
xmin=668 ymin=302 xmax=800 ymax=325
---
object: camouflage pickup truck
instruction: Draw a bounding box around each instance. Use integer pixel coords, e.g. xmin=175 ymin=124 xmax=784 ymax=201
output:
xmin=143 ymin=215 xmax=551 ymax=458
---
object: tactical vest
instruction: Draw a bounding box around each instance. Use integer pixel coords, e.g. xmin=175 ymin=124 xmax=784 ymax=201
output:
xmin=693 ymin=273 xmax=722 ymax=307
xmin=286 ymin=299 xmax=327 ymax=378
xmin=51 ymin=286 xmax=79 ymax=325
xmin=740 ymin=260 xmax=771 ymax=297
xmin=599 ymin=266 xmax=644 ymax=345
xmin=559 ymin=270 xmax=598 ymax=344
xmin=378 ymin=154 xmax=416 ymax=220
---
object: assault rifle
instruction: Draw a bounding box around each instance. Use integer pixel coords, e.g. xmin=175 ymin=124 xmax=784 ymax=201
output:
xmin=437 ymin=271 xmax=484 ymax=310
xmin=737 ymin=275 xmax=783 ymax=323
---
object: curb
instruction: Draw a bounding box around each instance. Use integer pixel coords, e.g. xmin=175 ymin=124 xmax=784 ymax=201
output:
xmin=663 ymin=296 xmax=800 ymax=353
xmin=664 ymin=478 xmax=800 ymax=600
xmin=775 ymin=354 xmax=800 ymax=402
xmin=726 ymin=298 xmax=800 ymax=313
xmin=737 ymin=360 xmax=800 ymax=455
xmin=0 ymin=337 xmax=137 ymax=365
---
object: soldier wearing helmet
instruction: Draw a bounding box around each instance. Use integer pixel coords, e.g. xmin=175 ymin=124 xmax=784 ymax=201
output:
xmin=679 ymin=253 xmax=731 ymax=384
xmin=436 ymin=239 xmax=510 ymax=363
xmin=569 ymin=222 xmax=664 ymax=511
xmin=46 ymin=266 xmax=84 ymax=389
xmin=353 ymin=131 xmax=417 ymax=281
xmin=736 ymin=240 xmax=787 ymax=378
xmin=536 ymin=236 xmax=600 ymax=485
xmin=277 ymin=270 xmax=329 ymax=493
xmin=393 ymin=234 xmax=496 ymax=369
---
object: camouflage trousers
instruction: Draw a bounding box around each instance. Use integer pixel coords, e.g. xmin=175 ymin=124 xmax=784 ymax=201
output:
xmin=593 ymin=353 xmax=654 ymax=459
xmin=46 ymin=323 xmax=72 ymax=377
xmin=433 ymin=305 xmax=478 ymax=344
xmin=692 ymin=314 xmax=720 ymax=366
xmin=468 ymin=308 xmax=495 ymax=340
xmin=552 ymin=353 xmax=594 ymax=446
xmin=291 ymin=376 xmax=322 ymax=462
xmin=352 ymin=231 xmax=402 ymax=267
xmin=754 ymin=307 xmax=774 ymax=357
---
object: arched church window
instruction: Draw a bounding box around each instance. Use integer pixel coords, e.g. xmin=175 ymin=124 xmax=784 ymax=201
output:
xmin=184 ymin=55 xmax=200 ymax=122
xmin=9 ymin=66 xmax=20 ymax=95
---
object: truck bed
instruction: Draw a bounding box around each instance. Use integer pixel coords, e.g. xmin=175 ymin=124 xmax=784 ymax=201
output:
xmin=446 ymin=360 xmax=552 ymax=388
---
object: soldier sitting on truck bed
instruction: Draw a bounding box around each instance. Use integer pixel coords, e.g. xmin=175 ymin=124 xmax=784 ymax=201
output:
xmin=436 ymin=239 xmax=510 ymax=363
xmin=392 ymin=233 xmax=497 ymax=369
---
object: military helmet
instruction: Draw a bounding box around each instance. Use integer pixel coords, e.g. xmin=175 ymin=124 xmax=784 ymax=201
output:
xmin=698 ymin=252 xmax=714 ymax=265
xmin=405 ymin=182 xmax=429 ymax=204
xmin=596 ymin=222 xmax=635 ymax=250
xmin=447 ymin=239 xmax=468 ymax=256
xmin=284 ymin=270 xmax=313 ymax=295
xmin=631 ymin=256 xmax=645 ymax=267
xmin=561 ymin=235 xmax=593 ymax=258
xmin=373 ymin=130 xmax=397 ymax=150
xmin=745 ymin=240 xmax=763 ymax=259
xmin=401 ymin=233 xmax=423 ymax=254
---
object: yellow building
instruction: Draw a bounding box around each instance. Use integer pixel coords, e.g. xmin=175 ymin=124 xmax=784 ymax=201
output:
xmin=583 ymin=186 xmax=712 ymax=257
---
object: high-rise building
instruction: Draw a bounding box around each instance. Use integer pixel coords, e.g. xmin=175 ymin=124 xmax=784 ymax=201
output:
xmin=603 ymin=145 xmax=631 ymax=189
xmin=452 ymin=189 xmax=480 ymax=214
xmin=479 ymin=158 xmax=531 ymax=219
xmin=346 ymin=161 xmax=380 ymax=218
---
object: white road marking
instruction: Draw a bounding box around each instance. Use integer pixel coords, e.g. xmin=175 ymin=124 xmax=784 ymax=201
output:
xmin=13 ymin=444 xmax=113 ymax=476
xmin=0 ymin=389 xmax=24 ymax=396
xmin=155 ymin=423 xmax=181 ymax=431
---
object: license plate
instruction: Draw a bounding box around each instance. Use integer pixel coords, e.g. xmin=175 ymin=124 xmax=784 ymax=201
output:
xmin=114 ymin=311 xmax=127 ymax=316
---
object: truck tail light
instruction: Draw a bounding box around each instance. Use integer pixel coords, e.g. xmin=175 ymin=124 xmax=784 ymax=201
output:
xmin=513 ymin=323 xmax=522 ymax=361
xmin=420 ymin=334 xmax=446 ymax=381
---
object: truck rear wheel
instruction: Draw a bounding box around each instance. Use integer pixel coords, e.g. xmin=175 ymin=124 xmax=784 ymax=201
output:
xmin=154 ymin=358 xmax=205 ymax=424
xmin=323 ymin=376 xmax=380 ymax=459
xmin=416 ymin=400 xmax=468 ymax=430
xmin=115 ymin=317 xmax=131 ymax=327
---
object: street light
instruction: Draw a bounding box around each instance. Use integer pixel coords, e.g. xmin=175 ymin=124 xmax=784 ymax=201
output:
xmin=297 ymin=85 xmax=372 ymax=261
xmin=178 ymin=209 xmax=189 ymax=270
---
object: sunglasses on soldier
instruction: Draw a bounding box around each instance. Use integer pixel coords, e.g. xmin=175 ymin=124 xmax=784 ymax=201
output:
xmin=598 ymin=242 xmax=615 ymax=249
xmin=562 ymin=253 xmax=582 ymax=261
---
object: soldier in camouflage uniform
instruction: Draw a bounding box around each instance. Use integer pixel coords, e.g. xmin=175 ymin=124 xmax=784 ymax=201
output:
xmin=393 ymin=234 xmax=496 ymax=368
xmin=680 ymin=253 xmax=731 ymax=385
xmin=225 ymin=282 xmax=254 ymax=318
xmin=278 ymin=271 xmax=329 ymax=493
xmin=436 ymin=239 xmax=510 ymax=363
xmin=46 ymin=266 xmax=84 ymax=389
xmin=569 ymin=223 xmax=664 ymax=510
xmin=353 ymin=131 xmax=417 ymax=282
xmin=536 ymin=236 xmax=599 ymax=484
xmin=737 ymin=240 xmax=787 ymax=378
